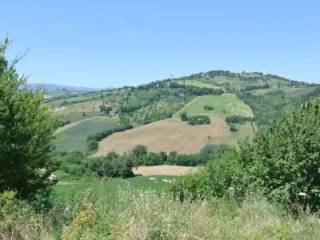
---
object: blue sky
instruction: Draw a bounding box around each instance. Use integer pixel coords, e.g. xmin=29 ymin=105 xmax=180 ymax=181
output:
xmin=1 ymin=0 xmax=319 ymax=88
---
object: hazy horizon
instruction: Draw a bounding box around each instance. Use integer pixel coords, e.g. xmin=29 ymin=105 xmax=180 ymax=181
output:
xmin=1 ymin=1 xmax=320 ymax=88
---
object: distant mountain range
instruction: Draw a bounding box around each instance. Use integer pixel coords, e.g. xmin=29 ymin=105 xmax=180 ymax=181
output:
xmin=27 ymin=83 xmax=98 ymax=93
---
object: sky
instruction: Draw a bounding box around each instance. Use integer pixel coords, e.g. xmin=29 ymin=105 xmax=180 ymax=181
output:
xmin=1 ymin=0 xmax=320 ymax=88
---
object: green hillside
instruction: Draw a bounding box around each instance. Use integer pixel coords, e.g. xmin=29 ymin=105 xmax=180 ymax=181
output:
xmin=50 ymin=70 xmax=320 ymax=155
xmin=176 ymin=93 xmax=253 ymax=118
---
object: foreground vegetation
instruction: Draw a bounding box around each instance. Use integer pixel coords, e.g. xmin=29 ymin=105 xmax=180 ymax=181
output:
xmin=2 ymin=188 xmax=320 ymax=240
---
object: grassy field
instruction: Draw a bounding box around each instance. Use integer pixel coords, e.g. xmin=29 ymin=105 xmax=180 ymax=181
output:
xmin=176 ymin=93 xmax=254 ymax=118
xmin=51 ymin=176 xmax=174 ymax=205
xmin=50 ymin=182 xmax=320 ymax=240
xmin=55 ymin=117 xmax=118 ymax=153
xmin=59 ymin=111 xmax=102 ymax=123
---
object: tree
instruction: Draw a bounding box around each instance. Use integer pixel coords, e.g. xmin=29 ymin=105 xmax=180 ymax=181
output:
xmin=0 ymin=39 xmax=57 ymax=198
xmin=132 ymin=145 xmax=148 ymax=161
xmin=180 ymin=112 xmax=188 ymax=121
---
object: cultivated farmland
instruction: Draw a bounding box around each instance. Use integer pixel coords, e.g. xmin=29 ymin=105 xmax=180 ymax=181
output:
xmin=55 ymin=117 xmax=118 ymax=152
xmin=93 ymin=117 xmax=233 ymax=156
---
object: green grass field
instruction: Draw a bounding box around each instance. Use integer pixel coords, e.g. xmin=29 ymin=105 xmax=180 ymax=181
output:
xmin=176 ymin=93 xmax=254 ymax=118
xmin=60 ymin=111 xmax=102 ymax=122
xmin=51 ymin=176 xmax=174 ymax=205
xmin=55 ymin=117 xmax=118 ymax=153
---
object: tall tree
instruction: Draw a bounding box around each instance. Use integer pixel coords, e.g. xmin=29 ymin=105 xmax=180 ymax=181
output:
xmin=0 ymin=39 xmax=57 ymax=198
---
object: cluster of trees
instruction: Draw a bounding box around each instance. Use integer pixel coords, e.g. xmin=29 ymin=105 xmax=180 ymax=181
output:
xmin=173 ymin=99 xmax=320 ymax=211
xmin=225 ymin=115 xmax=253 ymax=124
xmin=87 ymin=124 xmax=133 ymax=151
xmin=169 ymin=82 xmax=224 ymax=95
xmin=57 ymin=144 xmax=230 ymax=179
xmin=129 ymin=144 xmax=229 ymax=167
xmin=242 ymin=83 xmax=270 ymax=91
xmin=238 ymin=87 xmax=320 ymax=129
xmin=99 ymin=103 xmax=112 ymax=115
xmin=90 ymin=153 xmax=134 ymax=178
xmin=180 ymin=113 xmax=211 ymax=125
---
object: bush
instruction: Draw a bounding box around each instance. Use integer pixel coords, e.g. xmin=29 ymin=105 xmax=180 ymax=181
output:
xmin=225 ymin=115 xmax=253 ymax=124
xmin=238 ymin=99 xmax=320 ymax=210
xmin=171 ymin=149 xmax=244 ymax=201
xmin=229 ymin=124 xmax=238 ymax=132
xmin=187 ymin=115 xmax=211 ymax=125
xmin=203 ymin=105 xmax=214 ymax=111
xmin=180 ymin=112 xmax=188 ymax=121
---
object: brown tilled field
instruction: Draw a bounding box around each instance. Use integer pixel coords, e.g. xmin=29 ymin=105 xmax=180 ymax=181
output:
xmin=93 ymin=117 xmax=234 ymax=156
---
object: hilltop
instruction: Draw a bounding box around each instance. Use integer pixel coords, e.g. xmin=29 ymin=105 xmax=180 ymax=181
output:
xmin=50 ymin=70 xmax=320 ymax=155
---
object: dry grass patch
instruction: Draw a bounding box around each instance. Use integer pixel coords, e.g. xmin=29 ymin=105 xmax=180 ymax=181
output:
xmin=133 ymin=165 xmax=197 ymax=176
xmin=94 ymin=117 xmax=232 ymax=156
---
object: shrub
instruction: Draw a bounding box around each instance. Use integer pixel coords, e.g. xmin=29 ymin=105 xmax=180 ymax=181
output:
xmin=0 ymin=191 xmax=51 ymax=239
xmin=229 ymin=124 xmax=238 ymax=132
xmin=187 ymin=115 xmax=211 ymax=125
xmin=225 ymin=115 xmax=253 ymax=124
xmin=238 ymin=99 xmax=320 ymax=210
xmin=203 ymin=105 xmax=214 ymax=111
xmin=171 ymin=149 xmax=244 ymax=201
xmin=180 ymin=112 xmax=188 ymax=121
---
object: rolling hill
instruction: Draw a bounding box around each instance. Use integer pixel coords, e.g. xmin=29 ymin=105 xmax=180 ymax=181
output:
xmin=50 ymin=70 xmax=320 ymax=156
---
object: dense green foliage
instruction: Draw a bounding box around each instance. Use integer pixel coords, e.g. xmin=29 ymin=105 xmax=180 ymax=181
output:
xmin=203 ymin=105 xmax=214 ymax=111
xmin=225 ymin=115 xmax=253 ymax=124
xmin=0 ymin=40 xmax=57 ymax=198
xmin=130 ymin=144 xmax=229 ymax=166
xmin=238 ymin=99 xmax=320 ymax=210
xmin=238 ymin=87 xmax=320 ymax=128
xmin=187 ymin=115 xmax=211 ymax=125
xmin=180 ymin=112 xmax=188 ymax=121
xmin=174 ymin=99 xmax=320 ymax=211
xmin=90 ymin=152 xmax=134 ymax=178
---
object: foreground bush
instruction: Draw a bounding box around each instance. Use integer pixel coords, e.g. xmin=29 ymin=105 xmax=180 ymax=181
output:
xmin=172 ymin=149 xmax=244 ymax=201
xmin=238 ymin=99 xmax=320 ymax=210
xmin=0 ymin=40 xmax=57 ymax=198
xmin=0 ymin=191 xmax=54 ymax=239
xmin=174 ymin=99 xmax=320 ymax=211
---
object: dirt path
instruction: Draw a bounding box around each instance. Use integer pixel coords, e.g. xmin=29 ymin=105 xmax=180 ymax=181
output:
xmin=174 ymin=96 xmax=200 ymax=116
xmin=133 ymin=165 xmax=198 ymax=176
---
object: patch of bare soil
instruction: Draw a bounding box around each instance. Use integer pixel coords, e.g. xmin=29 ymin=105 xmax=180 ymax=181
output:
xmin=133 ymin=165 xmax=197 ymax=176
xmin=93 ymin=117 xmax=232 ymax=156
